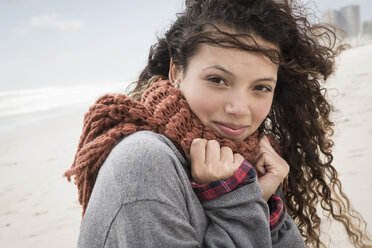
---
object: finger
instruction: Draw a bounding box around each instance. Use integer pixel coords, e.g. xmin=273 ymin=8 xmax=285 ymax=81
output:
xmin=190 ymin=138 xmax=207 ymax=164
xmin=253 ymin=145 xmax=270 ymax=165
xmin=257 ymin=151 xmax=288 ymax=177
xmin=233 ymin=153 xmax=244 ymax=165
xmin=256 ymin=144 xmax=279 ymax=166
xmin=230 ymin=153 xmax=243 ymax=172
xmin=220 ymin=146 xmax=233 ymax=165
xmin=253 ymin=153 xmax=267 ymax=176
xmin=258 ymin=135 xmax=277 ymax=155
xmin=205 ymin=140 xmax=220 ymax=164
xmin=257 ymin=144 xmax=274 ymax=158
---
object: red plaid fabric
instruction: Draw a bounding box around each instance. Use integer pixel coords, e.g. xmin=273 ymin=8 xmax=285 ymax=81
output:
xmin=191 ymin=160 xmax=256 ymax=201
xmin=191 ymin=160 xmax=286 ymax=230
xmin=268 ymin=194 xmax=286 ymax=230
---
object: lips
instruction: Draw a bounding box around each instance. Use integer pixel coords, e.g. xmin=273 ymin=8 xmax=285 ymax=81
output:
xmin=213 ymin=121 xmax=249 ymax=138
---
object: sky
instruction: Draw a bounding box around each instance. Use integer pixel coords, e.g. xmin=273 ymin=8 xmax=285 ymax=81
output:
xmin=1 ymin=0 xmax=372 ymax=91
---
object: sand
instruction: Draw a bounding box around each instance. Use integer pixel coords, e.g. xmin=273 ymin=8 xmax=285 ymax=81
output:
xmin=0 ymin=107 xmax=85 ymax=248
xmin=322 ymin=43 xmax=372 ymax=246
xmin=0 ymin=44 xmax=372 ymax=247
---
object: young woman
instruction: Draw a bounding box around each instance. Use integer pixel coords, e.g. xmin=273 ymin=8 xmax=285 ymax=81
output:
xmin=65 ymin=0 xmax=372 ymax=247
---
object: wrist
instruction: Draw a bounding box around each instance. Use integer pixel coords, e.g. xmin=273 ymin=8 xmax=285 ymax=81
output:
xmin=258 ymin=176 xmax=282 ymax=202
xmin=191 ymin=160 xmax=256 ymax=201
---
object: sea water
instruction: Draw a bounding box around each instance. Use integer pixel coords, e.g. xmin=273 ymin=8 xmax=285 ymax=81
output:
xmin=0 ymin=82 xmax=128 ymax=131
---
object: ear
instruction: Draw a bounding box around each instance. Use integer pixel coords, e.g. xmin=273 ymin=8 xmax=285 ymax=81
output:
xmin=168 ymin=58 xmax=182 ymax=84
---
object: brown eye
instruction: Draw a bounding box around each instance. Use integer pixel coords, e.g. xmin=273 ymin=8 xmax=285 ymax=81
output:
xmin=254 ymin=85 xmax=272 ymax=92
xmin=208 ymin=77 xmax=227 ymax=85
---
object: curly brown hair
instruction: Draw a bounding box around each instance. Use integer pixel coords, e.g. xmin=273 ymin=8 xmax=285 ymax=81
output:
xmin=128 ymin=0 xmax=372 ymax=247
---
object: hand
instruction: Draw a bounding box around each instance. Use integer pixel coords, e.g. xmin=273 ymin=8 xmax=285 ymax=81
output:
xmin=253 ymin=136 xmax=289 ymax=201
xmin=190 ymin=138 xmax=244 ymax=185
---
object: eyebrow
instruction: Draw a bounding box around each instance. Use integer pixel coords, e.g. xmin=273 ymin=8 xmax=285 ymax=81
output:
xmin=254 ymin=77 xmax=277 ymax=84
xmin=202 ymin=65 xmax=233 ymax=76
xmin=202 ymin=65 xmax=277 ymax=84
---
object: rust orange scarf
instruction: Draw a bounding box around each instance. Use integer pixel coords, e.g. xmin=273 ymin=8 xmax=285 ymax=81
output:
xmin=65 ymin=79 xmax=279 ymax=215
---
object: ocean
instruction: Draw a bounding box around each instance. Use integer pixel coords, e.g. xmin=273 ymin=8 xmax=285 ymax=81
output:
xmin=0 ymin=82 xmax=128 ymax=131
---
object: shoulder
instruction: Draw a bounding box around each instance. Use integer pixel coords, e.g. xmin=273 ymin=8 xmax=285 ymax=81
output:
xmin=109 ymin=130 xmax=187 ymax=167
xmin=80 ymin=132 xmax=193 ymax=248
xmin=98 ymin=130 xmax=190 ymax=203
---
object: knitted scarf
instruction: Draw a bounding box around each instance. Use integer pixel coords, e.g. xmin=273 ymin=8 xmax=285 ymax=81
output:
xmin=65 ymin=79 xmax=280 ymax=215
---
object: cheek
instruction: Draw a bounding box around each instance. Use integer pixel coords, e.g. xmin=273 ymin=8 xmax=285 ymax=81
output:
xmin=185 ymin=90 xmax=221 ymax=122
xmin=252 ymin=99 xmax=272 ymax=124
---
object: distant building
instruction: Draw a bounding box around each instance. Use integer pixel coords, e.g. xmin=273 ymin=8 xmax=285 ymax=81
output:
xmin=363 ymin=20 xmax=372 ymax=35
xmin=322 ymin=10 xmax=341 ymax=26
xmin=339 ymin=5 xmax=360 ymax=37
xmin=322 ymin=10 xmax=344 ymax=39
xmin=322 ymin=5 xmax=360 ymax=39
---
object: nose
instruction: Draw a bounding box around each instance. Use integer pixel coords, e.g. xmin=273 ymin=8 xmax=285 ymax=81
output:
xmin=224 ymin=91 xmax=251 ymax=118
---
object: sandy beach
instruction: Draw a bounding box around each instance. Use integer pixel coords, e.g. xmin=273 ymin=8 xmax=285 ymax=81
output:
xmin=1 ymin=44 xmax=372 ymax=247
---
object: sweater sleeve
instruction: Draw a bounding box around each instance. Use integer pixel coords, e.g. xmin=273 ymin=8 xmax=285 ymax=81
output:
xmin=199 ymin=179 xmax=304 ymax=248
xmin=77 ymin=131 xmax=305 ymax=248
xmin=191 ymin=160 xmax=287 ymax=231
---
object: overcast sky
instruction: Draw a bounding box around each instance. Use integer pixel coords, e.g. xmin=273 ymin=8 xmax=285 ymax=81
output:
xmin=1 ymin=0 xmax=371 ymax=91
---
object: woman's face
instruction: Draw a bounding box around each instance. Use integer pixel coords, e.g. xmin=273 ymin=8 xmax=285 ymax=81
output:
xmin=170 ymin=38 xmax=279 ymax=142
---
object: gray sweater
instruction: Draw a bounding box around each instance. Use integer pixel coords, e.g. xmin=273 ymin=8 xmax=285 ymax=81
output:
xmin=78 ymin=131 xmax=305 ymax=248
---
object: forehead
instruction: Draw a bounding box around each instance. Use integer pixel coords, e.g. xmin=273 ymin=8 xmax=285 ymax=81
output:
xmin=188 ymin=42 xmax=279 ymax=75
xmin=184 ymin=28 xmax=280 ymax=69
